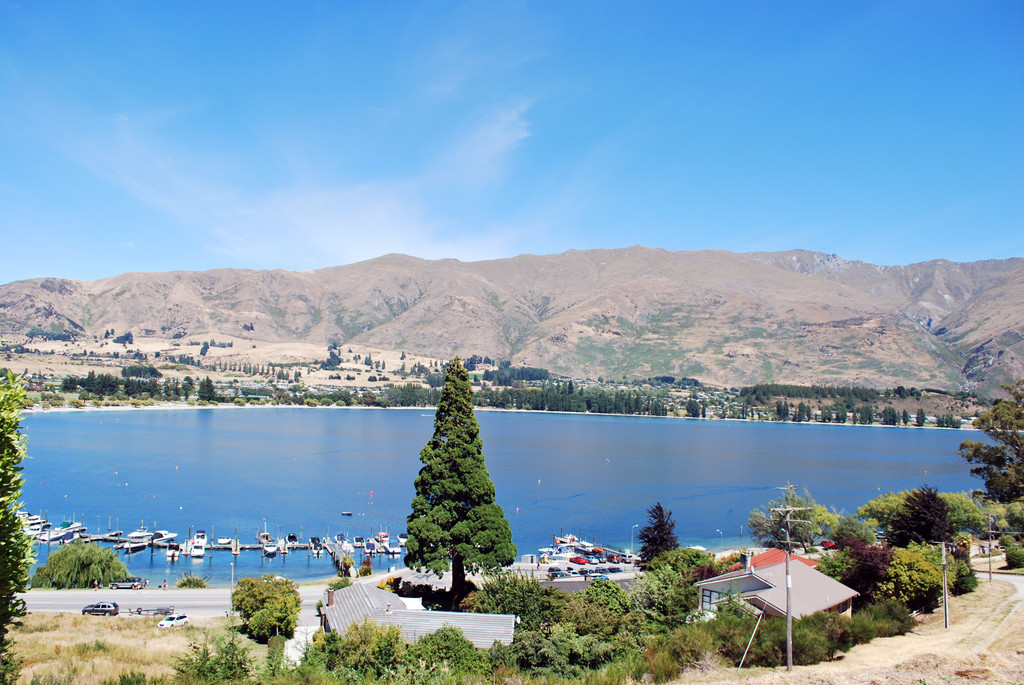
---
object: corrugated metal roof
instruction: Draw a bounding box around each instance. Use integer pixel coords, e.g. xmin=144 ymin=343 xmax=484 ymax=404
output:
xmin=321 ymin=585 xmax=514 ymax=649
xmin=695 ymin=561 xmax=858 ymax=619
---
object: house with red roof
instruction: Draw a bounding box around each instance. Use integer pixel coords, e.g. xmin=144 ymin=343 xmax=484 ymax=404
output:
xmin=728 ymin=548 xmax=817 ymax=572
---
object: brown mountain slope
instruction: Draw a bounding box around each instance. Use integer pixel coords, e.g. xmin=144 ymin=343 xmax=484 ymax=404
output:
xmin=1 ymin=247 xmax=1021 ymax=395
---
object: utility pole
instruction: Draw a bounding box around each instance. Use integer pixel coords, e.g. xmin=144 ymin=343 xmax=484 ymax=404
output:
xmin=940 ymin=541 xmax=949 ymax=629
xmin=770 ymin=485 xmax=810 ymax=672
xmin=988 ymin=515 xmax=995 ymax=583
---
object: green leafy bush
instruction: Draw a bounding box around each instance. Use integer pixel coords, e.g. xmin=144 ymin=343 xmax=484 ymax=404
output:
xmin=468 ymin=571 xmax=564 ymax=631
xmin=950 ymin=560 xmax=978 ymax=595
xmin=175 ymin=571 xmax=208 ymax=589
xmin=876 ymin=545 xmax=943 ymax=612
xmin=174 ymin=633 xmax=252 ymax=682
xmin=407 ymin=625 xmax=488 ymax=677
xmin=856 ymin=599 xmax=916 ymax=637
xmin=1005 ymin=545 xmax=1024 ymax=569
xmin=309 ymin=620 xmax=406 ymax=678
xmin=231 ymin=575 xmax=300 ymax=642
xmin=328 ymin=576 xmax=352 ymax=591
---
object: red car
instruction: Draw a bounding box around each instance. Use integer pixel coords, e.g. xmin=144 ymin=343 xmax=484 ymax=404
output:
xmin=821 ymin=540 xmax=836 ymax=549
xmin=569 ymin=555 xmax=589 ymax=565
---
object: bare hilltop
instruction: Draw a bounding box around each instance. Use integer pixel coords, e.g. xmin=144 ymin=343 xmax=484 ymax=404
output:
xmin=1 ymin=247 xmax=1021 ymax=396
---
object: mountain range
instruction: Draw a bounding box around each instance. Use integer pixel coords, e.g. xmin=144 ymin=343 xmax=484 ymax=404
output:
xmin=2 ymin=247 xmax=1021 ymax=396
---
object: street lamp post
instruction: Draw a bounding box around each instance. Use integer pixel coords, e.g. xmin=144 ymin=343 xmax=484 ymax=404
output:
xmin=715 ymin=529 xmax=723 ymax=554
xmin=630 ymin=524 xmax=639 ymax=559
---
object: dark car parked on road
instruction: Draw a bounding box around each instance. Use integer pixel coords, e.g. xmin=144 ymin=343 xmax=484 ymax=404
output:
xmin=82 ymin=602 xmax=119 ymax=616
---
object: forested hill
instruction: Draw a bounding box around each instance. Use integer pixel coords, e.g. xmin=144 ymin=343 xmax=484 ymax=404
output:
xmin=1 ymin=247 xmax=1021 ymax=395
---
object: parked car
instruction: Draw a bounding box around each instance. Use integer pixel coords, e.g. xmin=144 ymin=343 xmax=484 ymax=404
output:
xmin=110 ymin=576 xmax=147 ymax=590
xmin=590 ymin=575 xmax=610 ymax=581
xmin=82 ymin=602 xmax=119 ymax=616
xmin=821 ymin=540 xmax=837 ymax=549
xmin=547 ymin=570 xmax=570 ymax=579
xmin=593 ymin=566 xmax=609 ymax=574
xmin=569 ymin=556 xmax=589 ymax=565
xmin=606 ymin=554 xmax=622 ymax=563
xmin=158 ymin=614 xmax=189 ymax=629
xmin=606 ymin=566 xmax=623 ymax=574
xmin=546 ymin=566 xmax=565 ymax=574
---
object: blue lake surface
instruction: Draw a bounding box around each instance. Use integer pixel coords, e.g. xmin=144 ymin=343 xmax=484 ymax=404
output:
xmin=20 ymin=407 xmax=980 ymax=586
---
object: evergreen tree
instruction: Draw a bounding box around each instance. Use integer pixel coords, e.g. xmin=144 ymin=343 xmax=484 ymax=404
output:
xmin=637 ymin=502 xmax=678 ymax=567
xmin=406 ymin=357 xmax=516 ymax=608
xmin=916 ymin=408 xmax=927 ymax=427
xmin=888 ymin=485 xmax=952 ymax=547
xmin=198 ymin=376 xmax=217 ymax=402
xmin=0 ymin=375 xmax=33 ymax=684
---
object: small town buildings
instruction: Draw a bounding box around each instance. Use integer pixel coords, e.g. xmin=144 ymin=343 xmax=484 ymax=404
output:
xmin=319 ymin=584 xmax=515 ymax=648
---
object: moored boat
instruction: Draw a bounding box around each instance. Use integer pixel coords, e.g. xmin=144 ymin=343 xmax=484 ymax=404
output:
xmin=117 ymin=539 xmax=148 ymax=553
xmin=190 ymin=531 xmax=207 ymax=558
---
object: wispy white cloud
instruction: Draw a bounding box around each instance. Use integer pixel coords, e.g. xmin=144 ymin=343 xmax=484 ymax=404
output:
xmin=433 ymin=100 xmax=532 ymax=187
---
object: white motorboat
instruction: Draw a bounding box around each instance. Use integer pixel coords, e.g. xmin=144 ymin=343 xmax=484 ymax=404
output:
xmin=166 ymin=542 xmax=181 ymax=561
xmin=217 ymin=537 xmax=232 ymax=545
xmin=190 ymin=531 xmax=207 ymax=558
xmin=263 ymin=543 xmax=278 ymax=558
xmin=39 ymin=522 xmax=84 ymax=543
xmin=127 ymin=525 xmax=153 ymax=543
xmin=386 ymin=541 xmax=402 ymax=555
xmin=341 ymin=541 xmax=355 ymax=554
xmin=398 ymin=533 xmax=408 ymax=547
xmin=152 ymin=530 xmax=177 ymax=543
xmin=117 ymin=539 xmax=148 ymax=554
xmin=353 ymin=536 xmax=365 ymax=548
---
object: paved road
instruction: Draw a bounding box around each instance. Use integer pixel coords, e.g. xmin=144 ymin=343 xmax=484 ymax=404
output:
xmin=19 ymin=585 xmax=331 ymax=626
xmin=18 ymin=562 xmax=640 ymax=626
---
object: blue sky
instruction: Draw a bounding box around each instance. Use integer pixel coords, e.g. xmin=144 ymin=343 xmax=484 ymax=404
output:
xmin=1 ymin=1 xmax=1021 ymax=283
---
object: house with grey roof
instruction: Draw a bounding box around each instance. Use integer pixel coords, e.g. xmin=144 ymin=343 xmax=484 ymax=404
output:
xmin=694 ymin=556 xmax=858 ymax=619
xmin=319 ymin=584 xmax=515 ymax=649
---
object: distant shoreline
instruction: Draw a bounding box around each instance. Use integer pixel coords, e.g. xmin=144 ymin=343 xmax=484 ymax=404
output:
xmin=21 ymin=399 xmax=980 ymax=432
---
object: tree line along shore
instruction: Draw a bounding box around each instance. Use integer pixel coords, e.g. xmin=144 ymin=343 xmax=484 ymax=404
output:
xmin=5 ymin=357 xmax=987 ymax=429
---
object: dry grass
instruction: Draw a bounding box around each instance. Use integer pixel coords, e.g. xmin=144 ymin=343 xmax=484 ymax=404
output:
xmin=12 ymin=612 xmax=266 ymax=685
xmin=672 ymin=579 xmax=1024 ymax=685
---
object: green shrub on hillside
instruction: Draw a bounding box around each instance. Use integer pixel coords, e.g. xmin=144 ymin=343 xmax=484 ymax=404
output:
xmin=175 ymin=572 xmax=208 ymax=589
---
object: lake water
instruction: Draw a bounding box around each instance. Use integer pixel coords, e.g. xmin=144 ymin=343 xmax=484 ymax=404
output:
xmin=20 ymin=407 xmax=980 ymax=586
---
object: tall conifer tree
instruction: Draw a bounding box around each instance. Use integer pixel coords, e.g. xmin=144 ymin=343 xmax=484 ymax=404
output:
xmin=406 ymin=357 xmax=516 ymax=608
xmin=637 ymin=502 xmax=678 ymax=567
xmin=1 ymin=375 xmax=33 ymax=684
